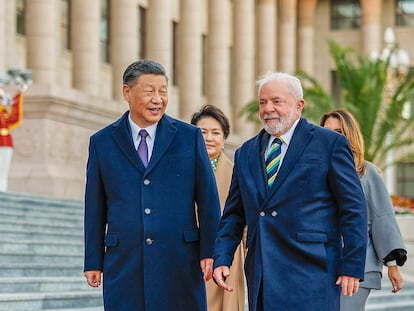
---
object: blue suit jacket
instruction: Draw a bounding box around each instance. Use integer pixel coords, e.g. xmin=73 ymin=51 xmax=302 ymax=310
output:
xmin=214 ymin=118 xmax=367 ymax=311
xmin=84 ymin=112 xmax=221 ymax=311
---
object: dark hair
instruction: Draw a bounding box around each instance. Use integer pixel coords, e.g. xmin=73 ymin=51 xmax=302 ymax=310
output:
xmin=122 ymin=59 xmax=168 ymax=87
xmin=191 ymin=105 xmax=230 ymax=139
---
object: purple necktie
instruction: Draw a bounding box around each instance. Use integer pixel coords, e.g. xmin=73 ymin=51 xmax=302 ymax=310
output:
xmin=137 ymin=129 xmax=149 ymax=167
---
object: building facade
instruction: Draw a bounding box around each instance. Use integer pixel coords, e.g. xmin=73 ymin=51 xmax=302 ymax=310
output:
xmin=0 ymin=0 xmax=413 ymax=200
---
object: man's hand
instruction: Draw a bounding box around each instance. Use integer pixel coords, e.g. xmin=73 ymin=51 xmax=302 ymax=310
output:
xmin=336 ymin=275 xmax=359 ymax=296
xmin=200 ymin=258 xmax=213 ymax=281
xmin=84 ymin=270 xmax=102 ymax=288
xmin=213 ymin=265 xmax=233 ymax=292
xmin=388 ymin=266 xmax=403 ymax=293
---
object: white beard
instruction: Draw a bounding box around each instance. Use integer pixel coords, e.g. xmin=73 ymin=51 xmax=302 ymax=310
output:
xmin=260 ymin=109 xmax=297 ymax=136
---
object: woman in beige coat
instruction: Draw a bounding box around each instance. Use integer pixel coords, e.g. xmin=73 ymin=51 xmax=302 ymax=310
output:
xmin=192 ymin=105 xmax=246 ymax=311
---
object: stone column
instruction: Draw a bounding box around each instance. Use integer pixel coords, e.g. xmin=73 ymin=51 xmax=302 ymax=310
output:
xmin=0 ymin=1 xmax=6 ymax=70
xmin=297 ymin=0 xmax=317 ymax=75
xmin=146 ymin=0 xmax=172 ymax=72
xmin=278 ymin=0 xmax=297 ymax=73
xmin=71 ymin=0 xmax=100 ymax=96
xmin=257 ymin=0 xmax=277 ymax=76
xmin=26 ymin=0 xmax=58 ymax=84
xmin=361 ymin=0 xmax=383 ymax=55
xmin=206 ymin=0 xmax=232 ymax=122
xmin=178 ymin=0 xmax=203 ymax=121
xmin=5 ymin=1 xmax=17 ymax=69
xmin=232 ymin=0 xmax=256 ymax=139
xmin=110 ymin=0 xmax=138 ymax=101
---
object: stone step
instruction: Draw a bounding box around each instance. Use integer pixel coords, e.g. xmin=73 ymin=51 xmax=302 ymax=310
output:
xmin=0 ymin=214 xmax=83 ymax=228
xmin=0 ymin=192 xmax=83 ymax=213
xmin=0 ymin=207 xmax=83 ymax=222
xmin=0 ymin=228 xmax=82 ymax=243
xmin=0 ymin=192 xmax=103 ymax=310
xmin=0 ymin=253 xmax=83 ymax=265
xmin=43 ymin=308 xmax=103 ymax=311
xmin=0 ymin=291 xmax=102 ymax=311
xmin=0 ymin=263 xmax=83 ymax=277
xmin=0 ymin=277 xmax=90 ymax=293
xmin=0 ymin=239 xmax=82 ymax=254
xmin=0 ymin=221 xmax=82 ymax=235
xmin=366 ymin=299 xmax=414 ymax=311
xmin=367 ymin=290 xmax=414 ymax=304
xmin=366 ymin=278 xmax=414 ymax=310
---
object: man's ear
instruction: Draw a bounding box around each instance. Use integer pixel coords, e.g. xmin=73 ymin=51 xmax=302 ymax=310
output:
xmin=297 ymin=99 xmax=305 ymax=111
xmin=122 ymin=84 xmax=130 ymax=102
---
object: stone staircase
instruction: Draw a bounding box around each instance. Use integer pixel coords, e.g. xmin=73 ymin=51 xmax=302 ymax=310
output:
xmin=2 ymin=191 xmax=414 ymax=311
xmin=366 ymin=276 xmax=414 ymax=311
xmin=0 ymin=191 xmax=103 ymax=311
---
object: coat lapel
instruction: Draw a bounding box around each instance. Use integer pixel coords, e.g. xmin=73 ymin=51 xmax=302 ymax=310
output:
xmin=145 ymin=115 xmax=176 ymax=174
xmin=264 ymin=119 xmax=314 ymax=206
xmin=111 ymin=111 xmax=144 ymax=173
xmin=111 ymin=113 xmax=177 ymax=175
xmin=247 ymin=130 xmax=268 ymax=203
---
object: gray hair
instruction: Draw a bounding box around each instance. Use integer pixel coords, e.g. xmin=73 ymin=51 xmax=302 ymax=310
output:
xmin=256 ymin=72 xmax=303 ymax=100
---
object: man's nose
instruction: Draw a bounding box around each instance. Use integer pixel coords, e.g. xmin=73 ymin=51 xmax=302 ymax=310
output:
xmin=151 ymin=93 xmax=163 ymax=103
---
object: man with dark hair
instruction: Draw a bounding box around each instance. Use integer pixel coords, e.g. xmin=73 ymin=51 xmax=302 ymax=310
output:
xmin=84 ymin=59 xmax=221 ymax=310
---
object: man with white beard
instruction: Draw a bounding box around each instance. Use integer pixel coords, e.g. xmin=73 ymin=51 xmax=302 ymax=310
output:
xmin=213 ymin=72 xmax=368 ymax=311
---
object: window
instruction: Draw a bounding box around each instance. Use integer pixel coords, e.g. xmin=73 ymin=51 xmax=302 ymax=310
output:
xmin=397 ymin=162 xmax=414 ymax=198
xmin=16 ymin=0 xmax=26 ymax=35
xmin=100 ymin=0 xmax=110 ymax=63
xmin=60 ymin=0 xmax=71 ymax=50
xmin=330 ymin=0 xmax=361 ymax=30
xmin=396 ymin=0 xmax=414 ymax=26
xmin=138 ymin=6 xmax=146 ymax=60
xmin=172 ymin=21 xmax=178 ymax=86
xmin=202 ymin=34 xmax=207 ymax=96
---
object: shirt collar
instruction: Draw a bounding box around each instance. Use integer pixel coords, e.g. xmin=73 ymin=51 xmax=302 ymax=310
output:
xmin=278 ymin=118 xmax=300 ymax=146
xmin=128 ymin=113 xmax=158 ymax=141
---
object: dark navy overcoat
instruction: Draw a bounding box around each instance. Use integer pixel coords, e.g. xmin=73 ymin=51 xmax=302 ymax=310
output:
xmin=214 ymin=118 xmax=368 ymax=311
xmin=84 ymin=112 xmax=221 ymax=310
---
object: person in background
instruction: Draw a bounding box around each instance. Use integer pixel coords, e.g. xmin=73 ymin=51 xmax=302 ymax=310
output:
xmin=83 ymin=59 xmax=221 ymax=311
xmin=191 ymin=105 xmax=246 ymax=311
xmin=320 ymin=109 xmax=407 ymax=311
xmin=0 ymin=88 xmax=23 ymax=192
xmin=212 ymin=72 xmax=367 ymax=311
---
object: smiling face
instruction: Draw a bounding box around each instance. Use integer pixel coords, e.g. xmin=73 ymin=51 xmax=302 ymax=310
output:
xmin=123 ymin=74 xmax=168 ymax=128
xmin=258 ymin=79 xmax=303 ymax=136
xmin=196 ymin=116 xmax=225 ymax=160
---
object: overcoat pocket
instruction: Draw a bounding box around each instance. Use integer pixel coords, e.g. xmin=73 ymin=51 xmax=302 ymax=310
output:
xmin=105 ymin=233 xmax=119 ymax=247
xmin=183 ymin=228 xmax=200 ymax=242
xmin=296 ymin=232 xmax=328 ymax=243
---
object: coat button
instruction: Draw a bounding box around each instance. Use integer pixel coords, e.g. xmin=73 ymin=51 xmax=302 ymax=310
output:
xmin=144 ymin=208 xmax=151 ymax=215
xmin=146 ymin=238 xmax=153 ymax=245
xmin=259 ymin=211 xmax=265 ymax=216
xmin=271 ymin=211 xmax=278 ymax=217
xmin=144 ymin=179 xmax=150 ymax=185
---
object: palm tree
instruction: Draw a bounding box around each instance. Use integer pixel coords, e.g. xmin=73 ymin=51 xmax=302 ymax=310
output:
xmin=240 ymin=40 xmax=414 ymax=170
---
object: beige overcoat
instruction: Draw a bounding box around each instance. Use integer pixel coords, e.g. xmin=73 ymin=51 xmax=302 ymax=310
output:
xmin=207 ymin=152 xmax=246 ymax=311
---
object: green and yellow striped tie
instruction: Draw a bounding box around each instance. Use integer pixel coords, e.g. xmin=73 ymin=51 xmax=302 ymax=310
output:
xmin=266 ymin=137 xmax=283 ymax=187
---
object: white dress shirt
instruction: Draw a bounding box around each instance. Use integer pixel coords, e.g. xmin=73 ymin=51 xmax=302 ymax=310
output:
xmin=128 ymin=113 xmax=158 ymax=162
